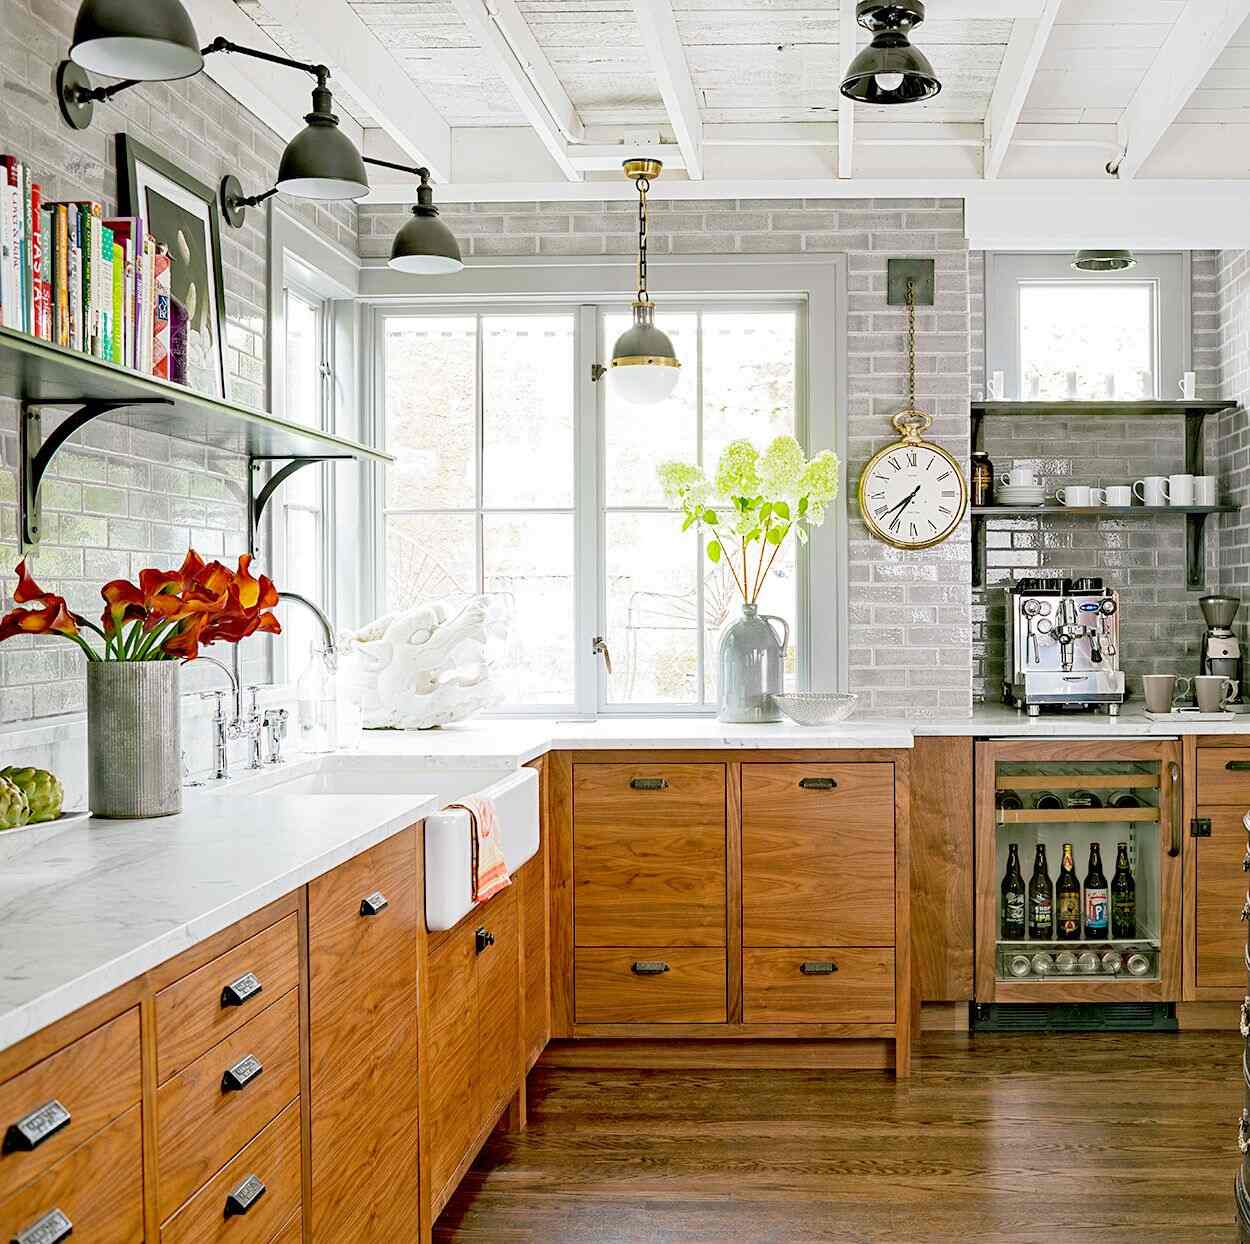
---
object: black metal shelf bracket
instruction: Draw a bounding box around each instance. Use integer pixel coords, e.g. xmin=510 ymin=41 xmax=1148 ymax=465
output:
xmin=248 ymin=456 xmax=350 ymax=556
xmin=20 ymin=397 xmax=174 ymax=553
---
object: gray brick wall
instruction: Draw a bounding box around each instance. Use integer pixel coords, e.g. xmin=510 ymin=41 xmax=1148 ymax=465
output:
xmin=0 ymin=0 xmax=353 ymax=723
xmin=1216 ymin=250 xmax=1250 ymax=613
xmin=360 ymin=198 xmax=975 ymax=717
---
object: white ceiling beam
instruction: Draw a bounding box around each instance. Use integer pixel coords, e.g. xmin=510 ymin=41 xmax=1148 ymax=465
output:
xmin=983 ymin=0 xmax=1065 ymax=179
xmin=630 ymin=0 xmax=704 ymax=180
xmin=568 ymin=144 xmax=685 ymax=172
xmin=1116 ymin=0 xmax=1250 ymax=179
xmin=447 ymin=0 xmax=584 ymax=182
xmin=837 ymin=1 xmax=857 ymax=178
xmin=243 ymin=0 xmax=452 ymax=182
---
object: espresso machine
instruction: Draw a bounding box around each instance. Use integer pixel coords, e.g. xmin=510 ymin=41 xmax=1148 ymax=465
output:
xmin=1200 ymin=594 xmax=1244 ymax=706
xmin=1004 ymin=577 xmax=1125 ymax=716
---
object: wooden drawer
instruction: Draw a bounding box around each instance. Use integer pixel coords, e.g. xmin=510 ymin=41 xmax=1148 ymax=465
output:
xmin=156 ymin=915 xmax=299 ymax=1083
xmin=1192 ymin=808 xmax=1249 ymax=991
xmin=162 ymin=1100 xmax=301 ymax=1244
xmin=0 ymin=1008 xmax=139 ymax=1204
xmin=157 ymin=987 xmax=301 ymax=1220
xmin=573 ymin=763 xmax=726 ymax=947
xmin=574 ymin=948 xmax=726 ymax=1024
xmin=743 ymin=948 xmax=896 ymax=1024
xmin=742 ymin=763 xmax=895 ymax=947
xmin=0 ymin=1105 xmax=142 ymax=1244
xmin=1196 ymin=748 xmax=1250 ymax=806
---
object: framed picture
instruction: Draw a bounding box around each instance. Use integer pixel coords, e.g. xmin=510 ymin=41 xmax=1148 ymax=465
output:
xmin=116 ymin=134 xmax=228 ymax=400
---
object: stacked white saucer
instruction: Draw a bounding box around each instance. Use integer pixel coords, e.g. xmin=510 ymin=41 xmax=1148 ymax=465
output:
xmin=994 ymin=483 xmax=1045 ymax=507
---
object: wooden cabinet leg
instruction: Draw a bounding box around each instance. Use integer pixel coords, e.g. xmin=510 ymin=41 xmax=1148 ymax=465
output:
xmin=504 ymin=1083 xmax=527 ymax=1132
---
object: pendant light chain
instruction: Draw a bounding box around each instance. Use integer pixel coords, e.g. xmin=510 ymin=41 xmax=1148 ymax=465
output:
xmin=636 ymin=173 xmax=650 ymax=304
xmin=906 ymin=277 xmax=917 ymax=412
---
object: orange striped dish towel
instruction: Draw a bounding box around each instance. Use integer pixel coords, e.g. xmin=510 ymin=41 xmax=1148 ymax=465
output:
xmin=450 ymin=796 xmax=511 ymax=903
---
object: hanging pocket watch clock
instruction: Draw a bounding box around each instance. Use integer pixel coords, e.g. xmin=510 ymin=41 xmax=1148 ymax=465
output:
xmin=858 ymin=269 xmax=967 ymax=550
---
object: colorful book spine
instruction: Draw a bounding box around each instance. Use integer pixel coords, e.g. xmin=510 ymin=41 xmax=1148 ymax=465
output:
xmin=98 ymin=223 xmax=112 ymax=362
xmin=30 ymin=183 xmax=43 ymax=341
xmin=54 ymin=205 xmax=68 ymax=347
xmin=0 ymin=165 xmax=14 ymax=329
xmin=110 ymin=237 xmax=123 ymax=365
xmin=153 ymin=245 xmax=171 ymax=380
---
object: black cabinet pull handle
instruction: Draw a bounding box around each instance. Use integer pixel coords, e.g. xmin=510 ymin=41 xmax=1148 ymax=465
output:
xmin=798 ymin=777 xmax=837 ymax=790
xmin=220 ymin=972 xmax=262 ymax=1008
xmin=224 ymin=1173 xmax=266 ymax=1218
xmin=360 ymin=891 xmax=389 ymax=917
xmin=629 ymin=777 xmax=668 ymax=791
xmin=475 ymin=927 xmax=495 ymax=955
xmin=3 ymin=1099 xmax=70 ymax=1154
xmin=221 ymin=1054 xmax=264 ymax=1093
xmin=11 ymin=1208 xmax=73 ymax=1244
xmin=1228 ymin=761 xmax=1250 ymax=771
xmin=631 ymin=961 xmax=670 ymax=975
xmin=800 ymin=961 xmax=838 ymax=975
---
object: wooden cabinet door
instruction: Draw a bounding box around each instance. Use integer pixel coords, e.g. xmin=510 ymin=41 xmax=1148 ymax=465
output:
xmin=742 ymin=763 xmax=895 ymax=947
xmin=308 ymin=828 xmax=419 ymax=1240
xmin=1193 ymin=807 xmax=1248 ymax=991
xmin=519 ymin=853 xmax=549 ymax=1069
xmin=573 ymin=763 xmax=726 ymax=947
xmin=476 ymin=888 xmax=521 ymax=1128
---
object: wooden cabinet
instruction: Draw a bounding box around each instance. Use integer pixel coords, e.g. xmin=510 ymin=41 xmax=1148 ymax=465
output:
xmin=519 ymin=850 xmax=550 ymax=1070
xmin=308 ymin=828 xmax=420 ymax=1241
xmin=424 ymin=885 xmax=522 ymax=1217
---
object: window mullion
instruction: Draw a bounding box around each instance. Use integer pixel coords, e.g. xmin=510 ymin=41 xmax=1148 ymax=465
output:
xmin=694 ymin=308 xmax=706 ymax=706
xmin=475 ymin=313 xmax=486 ymax=595
xmin=575 ymin=303 xmax=601 ymax=716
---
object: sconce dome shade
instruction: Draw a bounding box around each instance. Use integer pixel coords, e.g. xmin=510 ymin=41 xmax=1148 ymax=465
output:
xmin=840 ymin=37 xmax=941 ymax=104
xmin=276 ymin=89 xmax=370 ymax=201
xmin=70 ymin=0 xmax=203 ymax=80
xmin=610 ymin=313 xmax=681 ymax=405
xmin=1071 ymin=248 xmax=1137 ymax=273
xmin=389 ymin=207 xmax=463 ymax=274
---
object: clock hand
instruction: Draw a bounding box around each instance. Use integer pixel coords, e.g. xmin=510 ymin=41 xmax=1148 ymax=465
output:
xmin=884 ymin=486 xmax=922 ymax=530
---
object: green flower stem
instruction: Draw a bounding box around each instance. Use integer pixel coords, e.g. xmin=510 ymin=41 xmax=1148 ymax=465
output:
xmin=704 ymin=523 xmax=747 ymax=599
xmin=134 ymin=620 xmax=176 ymax=661
xmin=68 ymin=633 xmax=100 ymax=662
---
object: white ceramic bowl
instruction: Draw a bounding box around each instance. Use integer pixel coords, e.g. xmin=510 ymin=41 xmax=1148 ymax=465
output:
xmin=774 ymin=692 xmax=859 ymax=727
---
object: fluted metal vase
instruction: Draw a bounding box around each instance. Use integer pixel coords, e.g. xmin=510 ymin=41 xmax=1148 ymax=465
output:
xmin=718 ymin=603 xmax=790 ymax=723
xmin=87 ymin=662 xmax=182 ymax=818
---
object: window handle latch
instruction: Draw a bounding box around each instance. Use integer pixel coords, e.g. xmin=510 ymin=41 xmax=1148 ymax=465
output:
xmin=591 ymin=363 xmax=606 ymax=383
xmin=592 ymin=635 xmax=613 ymax=675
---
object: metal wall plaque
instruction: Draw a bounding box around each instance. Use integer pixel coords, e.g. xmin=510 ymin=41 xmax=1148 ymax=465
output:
xmin=359 ymin=891 xmax=389 ymax=917
xmin=13 ymin=1208 xmax=73 ymax=1244
xmin=3 ymin=1099 xmax=70 ymax=1153
xmin=224 ymin=1173 xmax=266 ymax=1218
xmin=220 ymin=971 xmax=262 ymax=1008
xmin=221 ymin=1054 xmax=263 ymax=1093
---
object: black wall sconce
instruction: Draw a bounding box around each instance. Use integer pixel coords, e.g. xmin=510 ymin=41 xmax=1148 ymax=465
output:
xmin=363 ymin=158 xmax=463 ymax=274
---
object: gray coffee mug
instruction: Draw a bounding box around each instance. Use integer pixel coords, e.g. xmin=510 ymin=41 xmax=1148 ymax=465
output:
xmin=1142 ymin=674 xmax=1188 ymax=714
xmin=1195 ymin=674 xmax=1239 ymax=712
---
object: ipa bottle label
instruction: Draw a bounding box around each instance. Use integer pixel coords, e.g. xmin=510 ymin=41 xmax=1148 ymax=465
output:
xmin=1028 ymin=843 xmax=1053 ymax=941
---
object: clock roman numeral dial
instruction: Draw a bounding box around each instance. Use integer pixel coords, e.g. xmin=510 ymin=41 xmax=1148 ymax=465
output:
xmin=858 ymin=438 xmax=966 ymax=550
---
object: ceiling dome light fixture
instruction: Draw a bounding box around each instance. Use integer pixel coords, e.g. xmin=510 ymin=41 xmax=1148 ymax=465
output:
xmin=69 ymin=0 xmax=203 ymax=81
xmin=1071 ymin=249 xmax=1137 ymax=273
xmin=839 ymin=0 xmax=942 ymax=106
xmin=609 ymin=159 xmax=681 ymax=406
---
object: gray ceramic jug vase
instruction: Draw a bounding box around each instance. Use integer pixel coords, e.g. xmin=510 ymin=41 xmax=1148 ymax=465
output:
xmin=718 ymin=603 xmax=789 ymax=723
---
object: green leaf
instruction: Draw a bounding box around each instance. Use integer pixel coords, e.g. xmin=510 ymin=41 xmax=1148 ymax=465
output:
xmin=745 ymin=526 xmax=761 ymax=543
xmin=774 ymin=500 xmax=790 ymax=520
xmin=798 ymin=496 xmax=809 ymax=515
xmin=681 ymin=513 xmax=696 ymax=532
xmin=703 ymin=508 xmax=719 ymax=525
xmin=767 ymin=526 xmax=785 ymax=545
xmin=759 ymin=501 xmax=773 ymax=523
xmin=707 ymin=540 xmax=722 ymax=563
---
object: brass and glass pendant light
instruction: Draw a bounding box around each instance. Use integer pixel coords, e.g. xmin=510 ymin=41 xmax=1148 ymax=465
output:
xmin=609 ymin=160 xmax=681 ymax=406
xmin=839 ymin=1 xmax=942 ymax=105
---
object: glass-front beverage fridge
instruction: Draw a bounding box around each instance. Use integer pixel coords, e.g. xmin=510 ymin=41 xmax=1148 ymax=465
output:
xmin=975 ymin=740 xmax=1182 ymax=1002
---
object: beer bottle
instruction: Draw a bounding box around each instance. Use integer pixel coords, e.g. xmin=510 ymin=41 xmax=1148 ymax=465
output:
xmin=1027 ymin=843 xmax=1053 ymax=940
xmin=1055 ymin=842 xmax=1081 ymax=940
xmin=1083 ymin=841 xmax=1109 ymax=940
xmin=1111 ymin=841 xmax=1136 ymax=939
xmin=1001 ymin=843 xmax=1026 ymax=939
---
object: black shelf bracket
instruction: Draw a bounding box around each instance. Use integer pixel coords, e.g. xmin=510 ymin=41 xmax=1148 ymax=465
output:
xmin=248 ymin=456 xmax=350 ymax=556
xmin=20 ymin=397 xmax=173 ymax=553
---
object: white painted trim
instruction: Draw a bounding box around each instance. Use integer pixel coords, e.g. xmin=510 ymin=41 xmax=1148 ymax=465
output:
xmin=837 ymin=1 xmax=857 ymax=179
xmin=630 ymin=0 xmax=705 ymax=180
xmin=984 ymin=1 xmax=1064 ymax=180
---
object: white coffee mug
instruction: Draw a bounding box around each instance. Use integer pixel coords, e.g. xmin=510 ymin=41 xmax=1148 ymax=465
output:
xmin=1168 ymin=473 xmax=1195 ymax=506
xmin=1195 ymin=475 xmax=1218 ymax=506
xmin=1055 ymin=485 xmax=1093 ymax=507
xmin=1134 ymin=476 xmax=1168 ymax=506
xmin=1104 ymin=485 xmax=1133 ymax=507
xmin=998 ymin=466 xmax=1036 ymax=488
xmin=1179 ymin=371 xmax=1197 ymax=400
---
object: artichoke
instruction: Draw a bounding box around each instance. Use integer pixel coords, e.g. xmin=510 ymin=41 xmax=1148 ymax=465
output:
xmin=0 ymin=767 xmax=62 ymax=824
xmin=0 ymin=777 xmax=30 ymax=830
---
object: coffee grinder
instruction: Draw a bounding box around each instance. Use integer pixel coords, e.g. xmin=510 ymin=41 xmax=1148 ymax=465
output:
xmin=1200 ymin=594 xmax=1244 ymax=706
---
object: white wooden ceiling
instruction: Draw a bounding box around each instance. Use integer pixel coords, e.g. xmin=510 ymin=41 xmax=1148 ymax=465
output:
xmin=192 ymin=0 xmax=1250 ymax=240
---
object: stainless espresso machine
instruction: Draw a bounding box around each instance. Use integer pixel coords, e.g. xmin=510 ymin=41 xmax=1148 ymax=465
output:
xmin=1200 ymin=594 xmax=1244 ymax=705
xmin=1004 ymin=577 xmax=1125 ymax=716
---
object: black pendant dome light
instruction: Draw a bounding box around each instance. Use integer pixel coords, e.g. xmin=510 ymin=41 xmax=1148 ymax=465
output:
xmin=840 ymin=1 xmax=942 ymax=106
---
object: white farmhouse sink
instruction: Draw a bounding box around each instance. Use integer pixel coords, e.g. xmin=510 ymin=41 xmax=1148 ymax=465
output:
xmin=222 ymin=759 xmax=539 ymax=932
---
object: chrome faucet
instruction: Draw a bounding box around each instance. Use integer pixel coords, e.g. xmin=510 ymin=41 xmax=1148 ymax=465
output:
xmin=192 ymin=655 xmax=240 ymax=781
xmin=277 ymin=592 xmax=338 ymax=668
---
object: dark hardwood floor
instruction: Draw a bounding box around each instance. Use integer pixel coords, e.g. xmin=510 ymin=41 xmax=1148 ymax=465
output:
xmin=436 ymin=1031 xmax=1242 ymax=1243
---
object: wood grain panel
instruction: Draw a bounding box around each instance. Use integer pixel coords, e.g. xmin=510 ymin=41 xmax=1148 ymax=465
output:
xmin=548 ymin=751 xmax=575 ymax=1038
xmin=155 ymin=915 xmax=299 ymax=1083
xmin=477 ymin=887 xmax=522 ymax=1128
xmin=742 ymin=948 xmax=895 ymax=1024
xmin=573 ymin=762 xmax=726 ymax=947
xmin=0 ymin=1105 xmax=142 ymax=1244
xmin=574 ymin=948 xmax=726 ymax=1024
xmin=741 ymin=763 xmax=894 ymax=947
xmin=910 ymin=737 xmax=974 ymax=1002
xmin=520 ymin=849 xmax=550 ymax=1071
xmin=1196 ymin=747 xmax=1250 ymax=806
xmin=1192 ymin=807 xmax=1249 ymax=992
xmin=0 ymin=1007 xmax=139 ymax=1203
xmin=161 ymin=1101 xmax=301 ymax=1244
xmin=156 ymin=987 xmax=300 ymax=1220
xmin=269 ymin=1210 xmax=302 ymax=1244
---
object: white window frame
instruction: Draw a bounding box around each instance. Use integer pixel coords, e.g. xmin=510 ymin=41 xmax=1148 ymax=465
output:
xmin=984 ymin=252 xmax=1191 ymax=401
xmin=360 ymin=254 xmax=848 ymax=717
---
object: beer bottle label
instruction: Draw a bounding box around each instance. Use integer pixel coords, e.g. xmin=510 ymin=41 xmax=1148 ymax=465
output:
xmin=1005 ymin=894 xmax=1024 ymax=924
xmin=1085 ymin=887 xmax=1109 ymax=931
xmin=1112 ymin=895 xmax=1135 ymax=934
xmin=1057 ymin=893 xmax=1080 ymax=935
